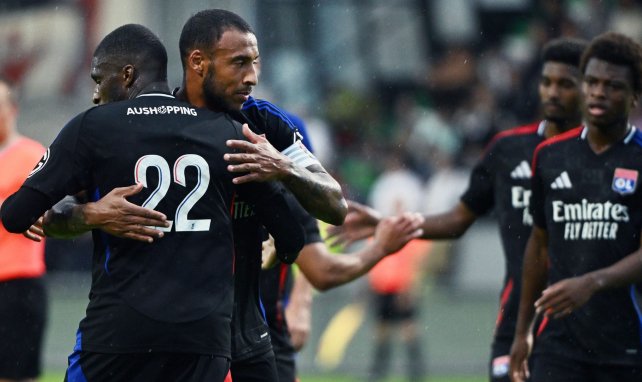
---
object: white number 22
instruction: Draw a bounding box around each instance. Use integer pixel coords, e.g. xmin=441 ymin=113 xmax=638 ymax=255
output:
xmin=134 ymin=154 xmax=211 ymax=232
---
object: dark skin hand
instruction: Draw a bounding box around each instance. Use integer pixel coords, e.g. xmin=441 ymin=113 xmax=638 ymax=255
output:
xmin=534 ymin=276 xmax=597 ymax=319
xmin=22 ymin=184 xmax=170 ymax=243
xmin=535 ymin=240 xmax=642 ymax=319
xmin=72 ymin=183 xmax=169 ymax=242
xmin=325 ymin=200 xmax=382 ymax=246
xmin=327 ymin=199 xmax=477 ymax=247
xmin=22 ymin=216 xmax=45 ymax=242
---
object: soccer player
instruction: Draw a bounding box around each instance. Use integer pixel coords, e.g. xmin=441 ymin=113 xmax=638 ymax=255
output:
xmin=176 ymin=11 xmax=346 ymax=226
xmin=1 ymin=24 xmax=305 ymax=382
xmin=31 ymin=10 xmax=420 ymax=382
xmin=509 ymin=32 xmax=642 ymax=382
xmin=329 ymin=37 xmax=587 ymax=382
xmin=0 ymin=78 xmax=48 ymax=382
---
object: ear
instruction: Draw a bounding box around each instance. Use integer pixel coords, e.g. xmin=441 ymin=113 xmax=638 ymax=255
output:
xmin=122 ymin=64 xmax=136 ymax=88
xmin=187 ymin=50 xmax=206 ymax=76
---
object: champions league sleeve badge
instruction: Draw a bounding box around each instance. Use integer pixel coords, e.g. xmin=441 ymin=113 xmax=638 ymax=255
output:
xmin=27 ymin=148 xmax=50 ymax=178
xmin=612 ymin=168 xmax=638 ymax=195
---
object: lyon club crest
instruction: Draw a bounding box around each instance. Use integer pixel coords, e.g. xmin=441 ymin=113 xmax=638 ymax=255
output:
xmin=612 ymin=168 xmax=638 ymax=195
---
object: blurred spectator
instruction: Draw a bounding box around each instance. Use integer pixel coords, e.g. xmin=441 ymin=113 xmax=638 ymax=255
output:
xmin=0 ymin=78 xmax=47 ymax=382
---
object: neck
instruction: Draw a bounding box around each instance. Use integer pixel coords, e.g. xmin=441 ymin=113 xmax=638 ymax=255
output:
xmin=130 ymin=81 xmax=171 ymax=99
xmin=181 ymin=73 xmax=206 ymax=108
xmin=543 ymin=117 xmax=581 ymax=139
xmin=586 ymin=119 xmax=630 ymax=154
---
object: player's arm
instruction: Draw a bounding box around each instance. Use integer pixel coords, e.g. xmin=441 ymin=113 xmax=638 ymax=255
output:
xmin=225 ymin=124 xmax=347 ymax=225
xmin=328 ymin=198 xmax=477 ymax=247
xmin=285 ymin=271 xmax=314 ymax=351
xmin=329 ymin=143 xmax=492 ymax=245
xmin=1 ymin=187 xmax=55 ymax=233
xmin=42 ymin=184 xmax=168 ymax=242
xmin=296 ymin=213 xmax=424 ymax=291
xmin=535 ymin=233 xmax=642 ymax=318
xmin=509 ymin=226 xmax=549 ymax=382
xmin=242 ymin=181 xmax=307 ymax=263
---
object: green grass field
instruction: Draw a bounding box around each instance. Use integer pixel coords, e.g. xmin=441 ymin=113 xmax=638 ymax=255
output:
xmin=41 ymin=371 xmax=485 ymax=382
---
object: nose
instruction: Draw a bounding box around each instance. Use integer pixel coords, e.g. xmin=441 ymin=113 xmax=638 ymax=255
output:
xmin=243 ymin=64 xmax=258 ymax=86
xmin=546 ymin=83 xmax=560 ymax=99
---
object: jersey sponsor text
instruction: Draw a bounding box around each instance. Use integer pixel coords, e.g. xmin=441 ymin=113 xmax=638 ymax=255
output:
xmin=126 ymin=106 xmax=197 ymax=116
xmin=553 ymin=199 xmax=628 ymax=240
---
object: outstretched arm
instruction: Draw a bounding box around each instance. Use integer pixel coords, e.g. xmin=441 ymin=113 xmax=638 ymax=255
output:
xmin=225 ymin=124 xmax=347 ymax=225
xmin=285 ymin=271 xmax=314 ymax=351
xmin=328 ymin=200 xmax=477 ymax=246
xmin=509 ymin=226 xmax=549 ymax=382
xmin=296 ymin=213 xmax=424 ymax=291
xmin=43 ymin=184 xmax=168 ymax=242
xmin=535 ymin=233 xmax=642 ymax=318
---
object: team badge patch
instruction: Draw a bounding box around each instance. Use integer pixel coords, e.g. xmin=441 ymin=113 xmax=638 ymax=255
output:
xmin=492 ymin=355 xmax=509 ymax=377
xmin=28 ymin=148 xmax=50 ymax=178
xmin=612 ymin=168 xmax=638 ymax=195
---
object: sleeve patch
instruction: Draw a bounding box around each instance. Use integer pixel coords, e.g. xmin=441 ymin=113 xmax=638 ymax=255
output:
xmin=282 ymin=140 xmax=321 ymax=169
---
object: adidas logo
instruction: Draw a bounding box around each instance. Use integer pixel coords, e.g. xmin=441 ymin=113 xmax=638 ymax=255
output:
xmin=511 ymin=160 xmax=532 ymax=179
xmin=551 ymin=171 xmax=573 ymax=189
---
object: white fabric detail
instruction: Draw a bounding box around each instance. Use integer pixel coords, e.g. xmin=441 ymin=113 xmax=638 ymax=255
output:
xmin=282 ymin=140 xmax=321 ymax=168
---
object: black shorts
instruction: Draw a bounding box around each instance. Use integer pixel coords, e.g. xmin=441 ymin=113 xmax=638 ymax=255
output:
xmin=531 ymin=353 xmax=642 ymax=382
xmin=0 ymin=277 xmax=47 ymax=380
xmin=374 ymin=292 xmax=416 ymax=322
xmin=274 ymin=354 xmax=296 ymax=382
xmin=230 ymin=348 xmax=279 ymax=382
xmin=489 ymin=337 xmax=511 ymax=382
xmin=65 ymin=350 xmax=230 ymax=382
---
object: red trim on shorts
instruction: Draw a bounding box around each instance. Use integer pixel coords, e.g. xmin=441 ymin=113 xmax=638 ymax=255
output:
xmin=495 ymin=278 xmax=514 ymax=328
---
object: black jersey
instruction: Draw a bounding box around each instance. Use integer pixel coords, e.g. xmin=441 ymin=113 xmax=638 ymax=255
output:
xmin=530 ymin=126 xmax=642 ymax=365
xmin=460 ymin=121 xmax=546 ymax=341
xmin=1 ymin=93 xmax=304 ymax=356
xmin=227 ymin=96 xmax=320 ymax=361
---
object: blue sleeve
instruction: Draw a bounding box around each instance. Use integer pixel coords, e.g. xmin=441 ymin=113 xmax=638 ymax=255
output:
xmin=283 ymin=111 xmax=314 ymax=153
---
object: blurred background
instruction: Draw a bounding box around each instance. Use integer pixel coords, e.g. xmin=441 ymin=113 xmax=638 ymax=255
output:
xmin=2 ymin=0 xmax=642 ymax=380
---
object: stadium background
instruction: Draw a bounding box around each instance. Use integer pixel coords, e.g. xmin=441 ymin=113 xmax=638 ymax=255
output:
xmin=2 ymin=0 xmax=642 ymax=380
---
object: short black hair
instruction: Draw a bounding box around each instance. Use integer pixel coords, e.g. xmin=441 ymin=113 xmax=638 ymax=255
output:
xmin=541 ymin=38 xmax=588 ymax=68
xmin=93 ymin=24 xmax=168 ymax=81
xmin=179 ymin=9 xmax=254 ymax=69
xmin=580 ymin=32 xmax=642 ymax=93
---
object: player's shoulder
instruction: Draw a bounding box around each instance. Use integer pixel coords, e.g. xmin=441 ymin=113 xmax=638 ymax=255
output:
xmin=630 ymin=126 xmax=642 ymax=149
xmin=490 ymin=121 xmax=542 ymax=146
xmin=241 ymin=96 xmax=297 ymax=130
xmin=533 ymin=126 xmax=583 ymax=160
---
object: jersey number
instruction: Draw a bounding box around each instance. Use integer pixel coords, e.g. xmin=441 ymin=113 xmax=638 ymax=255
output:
xmin=135 ymin=154 xmax=210 ymax=232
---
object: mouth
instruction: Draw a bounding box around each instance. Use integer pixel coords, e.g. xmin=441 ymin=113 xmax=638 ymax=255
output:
xmin=587 ymin=103 xmax=607 ymax=117
xmin=236 ymin=89 xmax=252 ymax=99
xmin=543 ymin=102 xmax=563 ymax=112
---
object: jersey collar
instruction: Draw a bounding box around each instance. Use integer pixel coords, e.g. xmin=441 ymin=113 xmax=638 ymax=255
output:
xmin=579 ymin=123 xmax=637 ymax=144
xmin=136 ymin=93 xmax=175 ymax=99
xmin=537 ymin=120 xmax=546 ymax=137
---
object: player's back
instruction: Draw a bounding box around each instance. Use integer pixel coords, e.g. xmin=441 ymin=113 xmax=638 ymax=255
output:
xmin=3 ymin=93 xmax=306 ymax=357
xmin=76 ymin=93 xmax=242 ymax=324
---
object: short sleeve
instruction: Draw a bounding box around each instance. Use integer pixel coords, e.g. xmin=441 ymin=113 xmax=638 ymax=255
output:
xmin=460 ymin=141 xmax=498 ymax=216
xmin=529 ymin=151 xmax=546 ymax=228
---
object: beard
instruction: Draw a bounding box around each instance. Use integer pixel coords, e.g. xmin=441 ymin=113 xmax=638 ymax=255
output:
xmin=202 ymin=69 xmax=232 ymax=112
